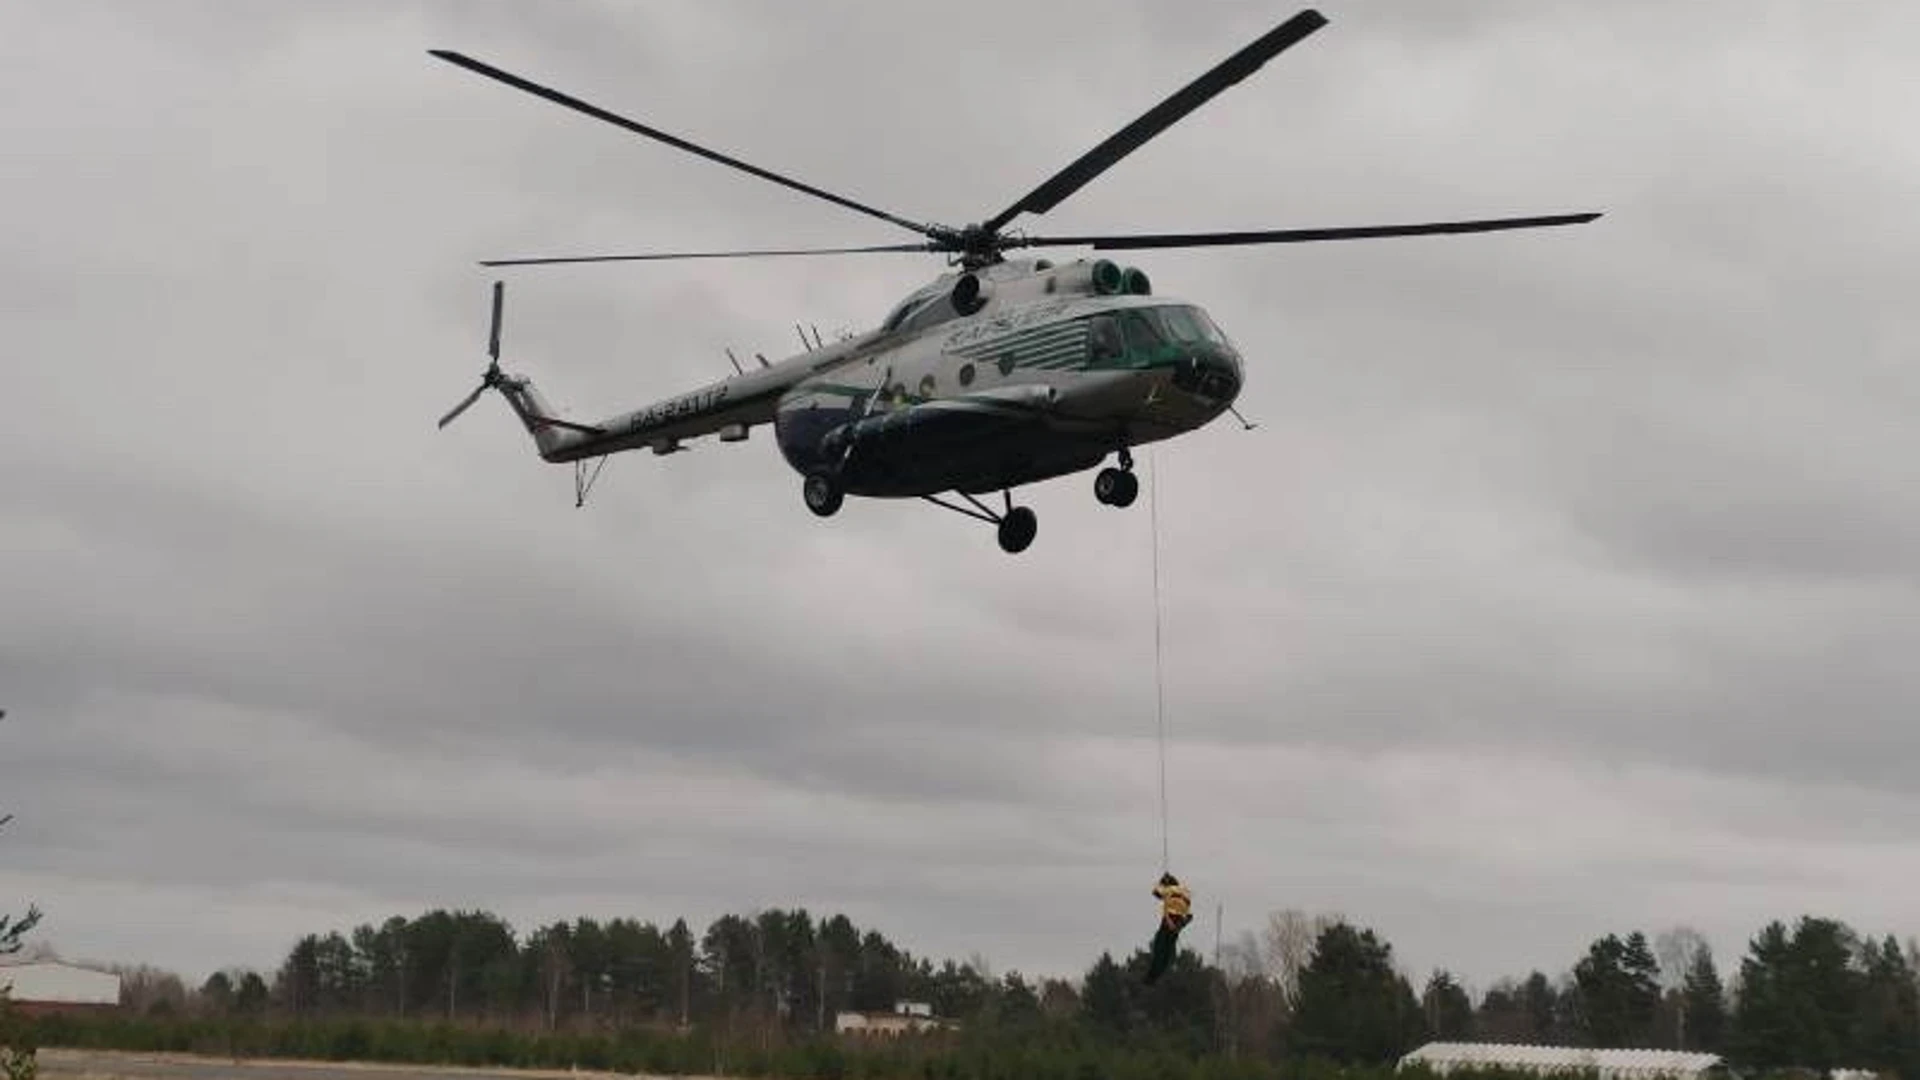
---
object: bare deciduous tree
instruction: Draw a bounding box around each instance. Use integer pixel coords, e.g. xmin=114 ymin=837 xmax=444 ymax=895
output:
xmin=1654 ymin=926 xmax=1710 ymax=992
xmin=1261 ymin=908 xmax=1339 ymax=1010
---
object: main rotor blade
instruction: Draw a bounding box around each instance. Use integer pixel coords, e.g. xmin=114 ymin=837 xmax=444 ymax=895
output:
xmin=979 ymin=8 xmax=1329 ymax=235
xmin=478 ymin=242 xmax=937 ymax=267
xmin=429 ymin=50 xmax=936 ymax=239
xmin=1014 ymin=211 xmax=1603 ymax=251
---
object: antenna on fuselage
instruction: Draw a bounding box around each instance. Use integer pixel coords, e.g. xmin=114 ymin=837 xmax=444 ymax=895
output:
xmin=795 ymin=323 xmax=812 ymax=351
xmin=725 ymin=347 xmax=744 ymax=375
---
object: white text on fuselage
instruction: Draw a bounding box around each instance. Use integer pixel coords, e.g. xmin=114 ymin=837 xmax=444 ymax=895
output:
xmin=941 ymin=299 xmax=1076 ymax=349
xmin=629 ymin=385 xmax=730 ymax=432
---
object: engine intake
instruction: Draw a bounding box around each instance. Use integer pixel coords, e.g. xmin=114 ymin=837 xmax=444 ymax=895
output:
xmin=950 ymin=272 xmax=991 ymax=315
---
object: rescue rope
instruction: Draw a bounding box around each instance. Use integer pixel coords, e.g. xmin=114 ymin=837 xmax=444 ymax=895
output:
xmin=1148 ymin=448 xmax=1170 ymax=874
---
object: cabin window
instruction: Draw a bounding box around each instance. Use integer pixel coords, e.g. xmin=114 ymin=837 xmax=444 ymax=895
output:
xmin=1089 ymin=316 xmax=1123 ymax=361
xmin=958 ymin=363 xmax=976 ymax=386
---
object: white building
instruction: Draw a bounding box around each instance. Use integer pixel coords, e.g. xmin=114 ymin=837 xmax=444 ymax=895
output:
xmin=834 ymin=1000 xmax=952 ymax=1036
xmin=1399 ymin=1042 xmax=1729 ymax=1080
xmin=0 ymin=961 xmax=121 ymax=1015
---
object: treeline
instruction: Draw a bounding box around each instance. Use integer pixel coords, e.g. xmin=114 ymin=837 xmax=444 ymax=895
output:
xmin=23 ymin=908 xmax=1920 ymax=1078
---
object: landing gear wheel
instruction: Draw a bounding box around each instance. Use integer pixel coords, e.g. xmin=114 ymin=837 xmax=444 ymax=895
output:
xmin=803 ymin=472 xmax=843 ymax=517
xmin=1094 ymin=467 xmax=1138 ymax=507
xmin=996 ymin=506 xmax=1038 ymax=553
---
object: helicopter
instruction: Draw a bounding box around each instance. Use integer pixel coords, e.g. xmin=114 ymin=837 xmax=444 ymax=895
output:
xmin=432 ymin=8 xmax=1600 ymax=554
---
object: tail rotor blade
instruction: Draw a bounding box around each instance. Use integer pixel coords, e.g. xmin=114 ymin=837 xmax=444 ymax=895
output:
xmin=438 ymin=383 xmax=487 ymax=429
xmin=441 ymin=281 xmax=507 ymax=430
xmin=488 ymin=280 xmax=504 ymax=361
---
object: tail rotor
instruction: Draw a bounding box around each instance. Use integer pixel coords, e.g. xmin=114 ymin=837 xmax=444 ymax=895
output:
xmin=439 ymin=280 xmax=506 ymax=429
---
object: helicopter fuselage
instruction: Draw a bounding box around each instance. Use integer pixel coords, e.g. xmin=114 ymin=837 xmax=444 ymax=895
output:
xmin=774 ymin=292 xmax=1242 ymax=498
xmin=512 ymin=257 xmax=1244 ymax=500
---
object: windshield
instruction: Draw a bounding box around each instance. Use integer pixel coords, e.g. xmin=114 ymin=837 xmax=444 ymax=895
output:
xmin=1146 ymin=304 xmax=1232 ymax=347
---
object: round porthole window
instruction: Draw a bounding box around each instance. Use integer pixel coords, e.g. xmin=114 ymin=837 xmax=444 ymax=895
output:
xmin=997 ymin=352 xmax=1016 ymax=376
xmin=918 ymin=374 xmax=936 ymax=397
xmin=958 ymin=363 xmax=976 ymax=386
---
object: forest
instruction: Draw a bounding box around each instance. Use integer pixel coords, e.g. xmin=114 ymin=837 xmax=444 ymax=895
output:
xmin=7 ymin=905 xmax=1920 ymax=1080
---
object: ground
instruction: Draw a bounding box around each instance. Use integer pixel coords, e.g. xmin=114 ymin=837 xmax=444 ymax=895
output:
xmin=36 ymin=1050 xmax=700 ymax=1080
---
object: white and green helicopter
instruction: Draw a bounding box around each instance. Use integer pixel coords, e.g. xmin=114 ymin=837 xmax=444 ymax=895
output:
xmin=433 ymin=8 xmax=1599 ymax=554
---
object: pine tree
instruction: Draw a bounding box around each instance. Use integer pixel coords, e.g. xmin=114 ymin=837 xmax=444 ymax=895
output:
xmin=1572 ymin=933 xmax=1662 ymax=1047
xmin=1852 ymin=936 xmax=1920 ymax=1077
xmin=1731 ymin=916 xmax=1863 ymax=1072
xmin=1290 ymin=921 xmax=1427 ymax=1064
xmin=1079 ymin=952 xmax=1132 ymax=1035
xmin=1423 ymin=970 xmax=1475 ymax=1040
xmin=1681 ymin=946 xmax=1727 ymax=1052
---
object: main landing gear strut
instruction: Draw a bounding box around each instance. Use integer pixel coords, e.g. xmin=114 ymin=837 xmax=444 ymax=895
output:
xmin=921 ymin=489 xmax=1039 ymax=554
xmin=805 ymin=470 xmax=1037 ymax=553
xmin=801 ymin=446 xmax=1140 ymax=556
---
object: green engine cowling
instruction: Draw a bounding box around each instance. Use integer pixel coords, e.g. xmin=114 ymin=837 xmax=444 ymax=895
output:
xmin=1086 ymin=259 xmax=1152 ymax=296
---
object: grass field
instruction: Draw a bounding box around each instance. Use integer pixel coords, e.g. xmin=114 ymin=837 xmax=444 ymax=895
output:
xmin=35 ymin=1049 xmax=698 ymax=1080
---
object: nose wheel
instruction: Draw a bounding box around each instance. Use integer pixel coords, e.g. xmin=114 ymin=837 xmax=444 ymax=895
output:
xmin=1094 ymin=447 xmax=1139 ymax=507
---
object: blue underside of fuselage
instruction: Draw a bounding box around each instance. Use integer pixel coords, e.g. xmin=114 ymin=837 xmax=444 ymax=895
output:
xmin=775 ymin=402 xmax=1114 ymax=497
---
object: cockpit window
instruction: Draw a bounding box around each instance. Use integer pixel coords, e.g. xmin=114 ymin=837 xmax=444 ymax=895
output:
xmin=1145 ymin=304 xmax=1230 ymax=347
xmin=1189 ymin=307 xmax=1231 ymax=347
xmin=1157 ymin=306 xmax=1204 ymax=343
xmin=1122 ymin=312 xmax=1165 ymax=353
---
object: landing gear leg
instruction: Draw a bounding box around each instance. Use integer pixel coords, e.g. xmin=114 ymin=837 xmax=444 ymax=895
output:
xmin=1095 ymin=447 xmax=1139 ymax=508
xmin=920 ymin=488 xmax=1038 ymax=554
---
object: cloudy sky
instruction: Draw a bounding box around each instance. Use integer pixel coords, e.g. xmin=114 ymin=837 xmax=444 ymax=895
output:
xmin=4 ymin=0 xmax=1917 ymax=997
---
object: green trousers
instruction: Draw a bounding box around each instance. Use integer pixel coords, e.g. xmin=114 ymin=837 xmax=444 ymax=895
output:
xmin=1145 ymin=921 xmax=1182 ymax=984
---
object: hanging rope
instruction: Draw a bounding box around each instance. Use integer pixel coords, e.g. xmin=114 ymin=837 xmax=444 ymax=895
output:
xmin=1148 ymin=448 xmax=1170 ymax=873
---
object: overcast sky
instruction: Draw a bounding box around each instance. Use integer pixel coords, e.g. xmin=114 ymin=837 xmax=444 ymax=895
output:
xmin=4 ymin=0 xmax=1918 ymax=998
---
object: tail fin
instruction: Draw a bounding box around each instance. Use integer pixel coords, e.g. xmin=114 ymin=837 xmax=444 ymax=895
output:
xmin=437 ymin=281 xmax=604 ymax=462
xmin=496 ymin=374 xmax=602 ymax=461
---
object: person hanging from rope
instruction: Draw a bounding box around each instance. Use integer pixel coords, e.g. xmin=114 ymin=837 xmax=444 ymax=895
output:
xmin=1144 ymin=871 xmax=1193 ymax=985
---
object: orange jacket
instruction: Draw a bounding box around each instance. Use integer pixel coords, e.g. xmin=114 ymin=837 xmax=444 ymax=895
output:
xmin=1153 ymin=878 xmax=1192 ymax=924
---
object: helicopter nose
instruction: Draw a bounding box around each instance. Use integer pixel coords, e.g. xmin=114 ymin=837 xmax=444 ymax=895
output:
xmin=1171 ymin=346 xmax=1242 ymax=404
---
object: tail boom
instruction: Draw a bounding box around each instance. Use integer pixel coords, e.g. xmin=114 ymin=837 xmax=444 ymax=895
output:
xmin=501 ymin=357 xmax=808 ymax=464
